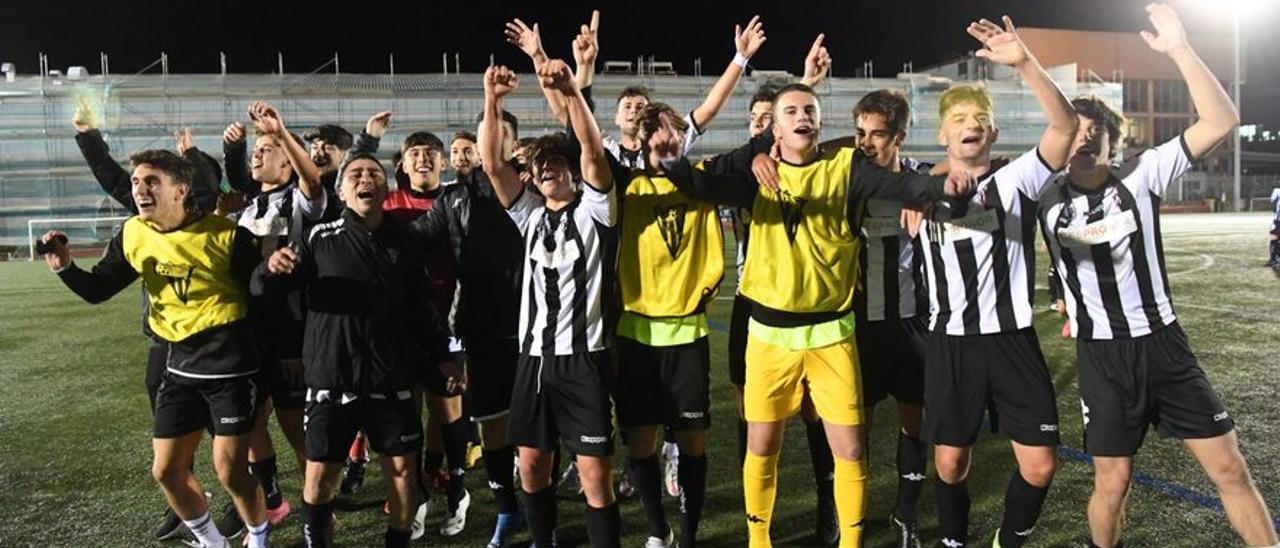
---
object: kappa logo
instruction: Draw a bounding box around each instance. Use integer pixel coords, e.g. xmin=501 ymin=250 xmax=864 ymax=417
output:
xmin=746 ymin=514 xmax=766 ymax=524
xmin=901 ymin=472 xmax=926 ymax=482
xmin=652 ymin=204 xmax=689 ymax=259
xmin=1214 ymin=411 xmax=1230 ymax=422
xmin=400 ymin=432 xmax=422 ymax=443
xmin=941 ymin=538 xmax=965 ymax=548
xmin=154 ymin=262 xmax=195 ymax=303
xmin=1040 ymin=424 xmax=1058 ymax=432
xmin=580 ymin=435 xmax=608 ymax=444
xmin=220 ymin=416 xmax=245 ymax=424
xmin=777 ymin=190 xmax=808 ymax=245
xmin=679 ymin=411 xmax=705 ymax=419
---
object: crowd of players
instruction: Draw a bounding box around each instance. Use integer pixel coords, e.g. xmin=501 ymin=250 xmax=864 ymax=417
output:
xmin=38 ymin=4 xmax=1279 ymax=548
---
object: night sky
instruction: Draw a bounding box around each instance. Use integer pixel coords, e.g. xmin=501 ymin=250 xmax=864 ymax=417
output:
xmin=3 ymin=0 xmax=1278 ymax=125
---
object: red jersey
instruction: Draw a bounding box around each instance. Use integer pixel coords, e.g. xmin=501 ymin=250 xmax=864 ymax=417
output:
xmin=384 ymin=186 xmax=457 ymax=326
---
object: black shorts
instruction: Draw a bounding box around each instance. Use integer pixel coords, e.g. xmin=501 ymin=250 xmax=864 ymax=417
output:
xmin=508 ymin=351 xmax=615 ymax=457
xmin=728 ymin=294 xmax=751 ymax=386
xmin=466 ymin=337 xmax=518 ymax=422
xmin=614 ymin=336 xmax=711 ymax=431
xmin=856 ymin=317 xmax=927 ymax=407
xmin=256 ymin=355 xmax=306 ymax=410
xmin=153 ymin=373 xmax=257 ymax=438
xmin=304 ymin=393 xmax=423 ymax=462
xmin=146 ymin=341 xmax=166 ymax=411
xmin=1077 ymin=322 xmax=1233 ymax=457
xmin=924 ymin=328 xmax=1060 ymax=447
xmin=420 ymin=349 xmax=468 ymax=399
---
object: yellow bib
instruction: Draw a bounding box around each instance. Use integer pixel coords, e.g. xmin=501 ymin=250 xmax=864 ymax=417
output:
xmin=618 ymin=169 xmax=724 ymax=319
xmin=123 ymin=215 xmax=249 ymax=342
xmin=739 ymin=147 xmax=863 ymax=315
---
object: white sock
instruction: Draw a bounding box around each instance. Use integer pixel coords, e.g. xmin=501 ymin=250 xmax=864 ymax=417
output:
xmin=246 ymin=520 xmax=270 ymax=548
xmin=182 ymin=511 xmax=227 ymax=548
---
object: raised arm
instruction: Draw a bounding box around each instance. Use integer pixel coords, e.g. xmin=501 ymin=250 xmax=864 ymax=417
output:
xmin=354 ymin=111 xmax=391 ymax=155
xmin=248 ymin=101 xmax=324 ymax=200
xmin=573 ymin=10 xmax=600 ymax=91
xmin=505 ymin=18 xmax=571 ymax=126
xmin=799 ymin=34 xmax=832 ymax=88
xmin=969 ymin=16 xmax=1078 ymax=170
xmin=1141 ymin=3 xmax=1239 ymax=158
xmin=44 ymin=229 xmax=138 ymax=304
xmin=480 ymin=66 xmax=525 ymax=207
xmin=690 ymin=15 xmax=767 ymax=130
xmin=540 ymin=59 xmax=612 ymax=193
xmin=222 ymin=122 xmax=256 ymax=195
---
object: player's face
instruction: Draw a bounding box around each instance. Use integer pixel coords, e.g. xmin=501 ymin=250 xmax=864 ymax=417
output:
xmin=748 ymin=100 xmax=773 ymax=138
xmin=938 ymin=101 xmax=997 ymax=162
xmin=340 ymin=158 xmax=387 ymax=217
xmin=403 ymin=144 xmax=444 ymax=188
xmin=615 ymin=95 xmax=649 ymax=137
xmin=855 ymin=113 xmax=905 ymax=169
xmin=1068 ymin=114 xmax=1112 ymax=173
xmin=309 ymin=139 xmax=345 ymax=172
xmin=532 ymin=153 xmax=576 ymax=203
xmin=450 ymin=138 xmax=479 ymax=176
xmin=645 ymin=112 xmax=686 ymax=161
xmin=251 ymin=135 xmax=293 ymax=184
xmin=772 ymin=91 xmax=822 ymax=154
xmin=131 ymin=164 xmax=188 ymax=223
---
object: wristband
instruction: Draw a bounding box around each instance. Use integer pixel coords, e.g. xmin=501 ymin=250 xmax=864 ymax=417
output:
xmin=732 ymin=52 xmax=750 ymax=68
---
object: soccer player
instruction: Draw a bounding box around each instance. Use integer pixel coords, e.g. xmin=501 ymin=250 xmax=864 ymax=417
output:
xmin=71 ymin=107 xmax=224 ymax=541
xmin=1038 ymin=5 xmax=1279 ymax=548
xmin=665 ymin=79 xmax=974 ymax=547
xmin=42 ymin=149 xmax=270 ymax=548
xmin=449 ymin=131 xmax=481 ymax=182
xmin=907 ymin=16 xmax=1079 ymax=548
xmin=254 ymin=153 xmax=453 ymax=548
xmin=1268 ymin=185 xmax=1280 ymax=268
xmin=481 ymin=60 xmax=621 ymax=547
xmin=303 ymin=123 xmax=354 ymax=188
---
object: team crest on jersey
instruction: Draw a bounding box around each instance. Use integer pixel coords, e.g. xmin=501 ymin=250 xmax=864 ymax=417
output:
xmin=155 ymin=262 xmax=195 ymax=303
xmin=777 ymin=190 xmax=808 ymax=245
xmin=653 ymin=204 xmax=688 ymax=259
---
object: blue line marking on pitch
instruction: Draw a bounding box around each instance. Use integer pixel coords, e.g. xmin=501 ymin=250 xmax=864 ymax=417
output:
xmin=704 ymin=319 xmax=1280 ymax=531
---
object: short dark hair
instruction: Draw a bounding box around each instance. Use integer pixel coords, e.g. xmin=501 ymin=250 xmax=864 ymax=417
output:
xmin=773 ymin=83 xmax=817 ymax=107
xmin=1072 ymin=95 xmax=1126 ymax=159
xmin=451 ymin=131 xmax=477 ymax=146
xmin=516 ymin=137 xmax=537 ymax=149
xmin=750 ymin=85 xmax=778 ymax=110
xmin=401 ymin=131 xmax=444 ymax=155
xmin=253 ymin=129 xmax=307 ymax=150
xmin=617 ymin=85 xmax=651 ymax=104
xmin=637 ymin=102 xmax=691 ymax=157
xmin=526 ymin=133 xmax=580 ymax=179
xmin=130 ymin=149 xmax=195 ymax=186
xmin=474 ymin=110 xmax=520 ymax=138
xmin=853 ymin=89 xmax=911 ymax=135
xmin=303 ymin=124 xmax=353 ymax=150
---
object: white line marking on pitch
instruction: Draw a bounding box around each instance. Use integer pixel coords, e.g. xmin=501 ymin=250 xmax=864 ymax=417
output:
xmin=1165 ymin=249 xmax=1215 ymax=277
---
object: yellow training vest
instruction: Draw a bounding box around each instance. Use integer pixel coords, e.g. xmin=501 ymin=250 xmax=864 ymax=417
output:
xmin=739 ymin=146 xmax=863 ymax=316
xmin=122 ymin=215 xmax=249 ymax=342
xmin=618 ymin=169 xmax=724 ymax=319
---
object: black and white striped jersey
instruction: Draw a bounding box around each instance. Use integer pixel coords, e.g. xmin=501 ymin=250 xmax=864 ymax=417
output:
xmin=918 ymin=148 xmax=1059 ymax=335
xmin=854 ymin=158 xmax=929 ymax=322
xmin=507 ymin=184 xmax=619 ymax=357
xmin=1039 ymin=135 xmax=1192 ymax=340
xmin=603 ymin=111 xmax=702 ymax=169
xmin=234 ymin=182 xmax=327 ymax=258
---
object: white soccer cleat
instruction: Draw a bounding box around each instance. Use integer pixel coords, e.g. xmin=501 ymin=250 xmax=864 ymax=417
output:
xmin=409 ymin=501 xmax=429 ymax=540
xmin=440 ymin=489 xmax=471 ymax=537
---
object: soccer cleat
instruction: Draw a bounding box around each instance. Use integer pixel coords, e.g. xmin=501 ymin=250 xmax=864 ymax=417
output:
xmin=339 ymin=458 xmax=366 ymax=496
xmin=890 ymin=514 xmax=922 ymax=548
xmin=644 ymin=527 xmax=676 ymax=548
xmin=216 ymin=500 xmax=246 ymax=539
xmin=153 ymin=506 xmax=186 ymax=540
xmin=487 ymin=512 xmax=526 ymax=548
xmin=266 ymin=498 xmax=291 ymax=526
xmin=557 ymin=462 xmax=583 ymax=499
xmin=440 ymin=489 xmax=471 ymax=536
xmin=616 ymin=467 xmax=637 ymax=500
xmin=663 ymin=445 xmax=681 ymax=498
xmin=816 ymin=492 xmax=839 ymax=546
xmin=410 ymin=500 xmax=430 ymax=540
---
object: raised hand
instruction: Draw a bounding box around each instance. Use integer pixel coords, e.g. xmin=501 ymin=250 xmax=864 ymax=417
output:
xmin=365 ymin=111 xmax=392 ymax=139
xmin=734 ymin=15 xmax=767 ymax=58
xmin=485 ymin=65 xmax=519 ymax=99
xmin=968 ymin=16 xmax=1031 ymax=68
xmin=1139 ymin=3 xmax=1190 ymax=54
xmin=537 ymin=59 xmax=575 ymax=94
xmin=40 ymin=230 xmax=71 ymax=271
xmin=801 ymin=34 xmax=831 ymax=87
xmin=173 ymin=128 xmax=194 ymax=154
xmin=248 ymin=101 xmax=286 ymax=136
xmin=573 ymin=10 xmax=600 ymax=68
xmin=505 ymin=18 xmax=546 ymax=62
xmin=223 ymin=121 xmax=246 ymax=144
xmin=72 ymin=96 xmax=97 ymax=133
